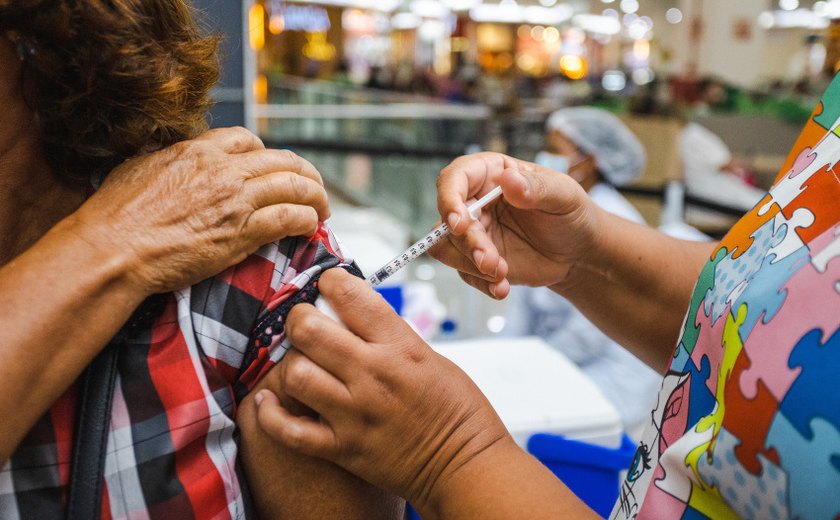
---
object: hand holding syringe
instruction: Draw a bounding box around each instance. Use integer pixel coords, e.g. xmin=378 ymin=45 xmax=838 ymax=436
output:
xmin=367 ymin=186 xmax=504 ymax=287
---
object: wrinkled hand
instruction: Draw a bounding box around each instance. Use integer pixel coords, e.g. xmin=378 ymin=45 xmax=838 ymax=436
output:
xmin=72 ymin=127 xmax=329 ymax=294
xmin=253 ymin=269 xmax=510 ymax=511
xmin=430 ymin=152 xmax=597 ymax=299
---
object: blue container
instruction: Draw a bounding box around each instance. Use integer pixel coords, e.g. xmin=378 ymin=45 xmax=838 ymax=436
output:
xmin=527 ymin=433 xmax=637 ymax=518
xmin=374 ymin=285 xmax=403 ymax=315
xmin=406 ymin=434 xmax=636 ymax=519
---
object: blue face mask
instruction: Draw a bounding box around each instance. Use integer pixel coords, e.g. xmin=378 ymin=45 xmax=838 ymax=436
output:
xmin=534 ymin=151 xmax=569 ymax=174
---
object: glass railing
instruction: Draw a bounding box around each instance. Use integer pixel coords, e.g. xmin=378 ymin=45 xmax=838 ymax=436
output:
xmin=256 ymin=76 xmax=493 ymax=236
xmin=278 ymin=145 xmax=452 ymax=237
xmin=257 ymin=75 xmax=490 ymax=155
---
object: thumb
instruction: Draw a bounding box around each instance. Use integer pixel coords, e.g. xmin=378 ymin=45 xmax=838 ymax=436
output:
xmin=318 ymin=268 xmax=405 ymax=343
xmin=500 ymin=166 xmax=585 ymax=216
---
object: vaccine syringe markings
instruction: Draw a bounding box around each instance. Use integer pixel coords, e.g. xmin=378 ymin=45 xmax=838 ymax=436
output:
xmin=368 ymin=222 xmax=451 ymax=286
xmin=367 ymin=186 xmax=504 ymax=287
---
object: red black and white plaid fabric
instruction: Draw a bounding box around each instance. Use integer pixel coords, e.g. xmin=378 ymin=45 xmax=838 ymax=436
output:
xmin=0 ymin=223 xmax=357 ymax=519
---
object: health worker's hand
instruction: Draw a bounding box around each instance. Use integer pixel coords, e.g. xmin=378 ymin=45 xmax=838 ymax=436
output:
xmin=431 ymin=152 xmax=599 ymax=299
xmin=253 ymin=268 xmax=511 ymax=513
xmin=70 ymin=127 xmax=330 ymax=295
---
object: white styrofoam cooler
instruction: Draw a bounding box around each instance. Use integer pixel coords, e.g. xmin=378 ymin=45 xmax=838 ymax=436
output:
xmin=431 ymin=336 xmax=624 ymax=449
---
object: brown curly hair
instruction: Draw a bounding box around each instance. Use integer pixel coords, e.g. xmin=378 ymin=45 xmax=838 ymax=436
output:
xmin=0 ymin=0 xmax=220 ymax=183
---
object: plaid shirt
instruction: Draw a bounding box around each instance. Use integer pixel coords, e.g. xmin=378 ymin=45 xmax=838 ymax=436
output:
xmin=1 ymin=223 xmax=355 ymax=519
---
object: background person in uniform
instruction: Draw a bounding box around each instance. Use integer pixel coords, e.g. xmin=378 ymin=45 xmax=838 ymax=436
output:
xmin=505 ymin=107 xmax=661 ymax=435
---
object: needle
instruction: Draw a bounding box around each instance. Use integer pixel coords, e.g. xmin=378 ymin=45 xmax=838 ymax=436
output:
xmin=367 ymin=186 xmax=504 ymax=286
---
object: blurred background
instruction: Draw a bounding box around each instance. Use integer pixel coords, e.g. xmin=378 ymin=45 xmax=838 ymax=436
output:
xmin=196 ymin=0 xmax=837 ymax=341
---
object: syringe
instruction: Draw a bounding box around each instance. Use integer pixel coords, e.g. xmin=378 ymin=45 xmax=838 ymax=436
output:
xmin=368 ymin=186 xmax=504 ymax=287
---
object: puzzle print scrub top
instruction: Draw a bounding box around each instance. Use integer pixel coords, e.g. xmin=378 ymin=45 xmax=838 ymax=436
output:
xmin=611 ymin=75 xmax=840 ymax=520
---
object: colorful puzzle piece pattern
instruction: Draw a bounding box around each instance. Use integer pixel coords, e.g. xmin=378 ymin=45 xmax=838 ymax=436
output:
xmin=695 ymin=427 xmax=789 ymax=519
xmin=677 ymin=248 xmax=726 ymax=358
xmin=766 ymin=414 xmax=840 ymax=520
xmin=613 ymin=72 xmax=840 ymax=520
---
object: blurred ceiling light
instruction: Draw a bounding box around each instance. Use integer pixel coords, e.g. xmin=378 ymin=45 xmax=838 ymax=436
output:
xmin=758 ymin=11 xmax=775 ymax=28
xmin=531 ymin=25 xmax=545 ymax=41
xmin=391 ymin=12 xmax=421 ymax=29
xmin=601 ymin=0 xmax=615 ymax=3
xmin=268 ymin=15 xmax=285 ymax=34
xmin=524 ymin=5 xmax=574 ymax=25
xmin=343 ymin=8 xmax=377 ymax=31
xmin=602 ymin=70 xmax=626 ymax=91
xmin=418 ymin=19 xmax=447 ymax=41
xmin=620 ymin=0 xmax=639 ymax=14
xmin=544 ymin=26 xmax=561 ymax=43
xmin=623 ymin=12 xmax=639 ymax=26
xmin=779 ymin=0 xmax=799 ymax=11
xmin=760 ymin=9 xmax=829 ymax=29
xmin=539 ymin=0 xmax=558 ymax=6
xmin=559 ymin=54 xmax=587 ymax=79
xmin=500 ymin=0 xmax=519 ymax=11
xmin=411 ymin=0 xmax=450 ymax=19
xmin=813 ymin=1 xmax=828 ymax=16
xmin=602 ymin=8 xmax=619 ymax=19
xmin=823 ymin=0 xmax=840 ymax=18
xmin=441 ymin=0 xmax=482 ymax=11
xmin=471 ymin=3 xmax=572 ymax=24
xmin=285 ymin=0 xmax=399 ymax=12
xmin=470 ymin=0 xmax=520 ymax=22
xmin=627 ymin=19 xmax=649 ymax=39
xmin=665 ymin=7 xmax=683 ymax=24
xmin=573 ymin=13 xmax=621 ymax=34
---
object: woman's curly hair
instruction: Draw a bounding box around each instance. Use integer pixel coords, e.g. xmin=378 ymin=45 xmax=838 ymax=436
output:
xmin=0 ymin=0 xmax=220 ymax=183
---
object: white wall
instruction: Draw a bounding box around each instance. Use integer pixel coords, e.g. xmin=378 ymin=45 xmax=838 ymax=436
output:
xmin=643 ymin=0 xmax=816 ymax=88
xmin=695 ymin=0 xmax=772 ymax=87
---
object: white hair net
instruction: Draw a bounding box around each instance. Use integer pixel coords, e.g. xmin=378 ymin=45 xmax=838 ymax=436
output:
xmin=545 ymin=107 xmax=646 ymax=186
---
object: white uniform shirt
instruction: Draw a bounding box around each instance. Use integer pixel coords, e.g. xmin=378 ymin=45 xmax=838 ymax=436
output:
xmin=678 ymin=122 xmax=765 ymax=211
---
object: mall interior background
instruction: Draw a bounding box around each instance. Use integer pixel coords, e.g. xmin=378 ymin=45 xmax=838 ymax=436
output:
xmin=195 ymin=0 xmax=836 ymax=339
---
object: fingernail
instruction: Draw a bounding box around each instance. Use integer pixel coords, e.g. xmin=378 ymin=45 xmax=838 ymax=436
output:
xmin=254 ymin=391 xmax=265 ymax=406
xmin=489 ymin=284 xmax=497 ymax=298
xmin=447 ymin=212 xmax=461 ymax=230
xmin=473 ymin=249 xmax=485 ymax=270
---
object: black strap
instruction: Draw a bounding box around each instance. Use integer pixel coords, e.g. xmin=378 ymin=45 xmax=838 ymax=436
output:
xmin=66 ymin=338 xmax=121 ymax=520
xmin=65 ymin=295 xmax=166 ymax=520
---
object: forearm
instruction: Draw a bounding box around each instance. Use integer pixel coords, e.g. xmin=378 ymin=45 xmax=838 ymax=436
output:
xmin=238 ymin=370 xmax=405 ymax=519
xmin=419 ymin=438 xmax=598 ymax=520
xmin=556 ymin=207 xmax=715 ymax=372
xmin=0 ymin=215 xmax=145 ymax=463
